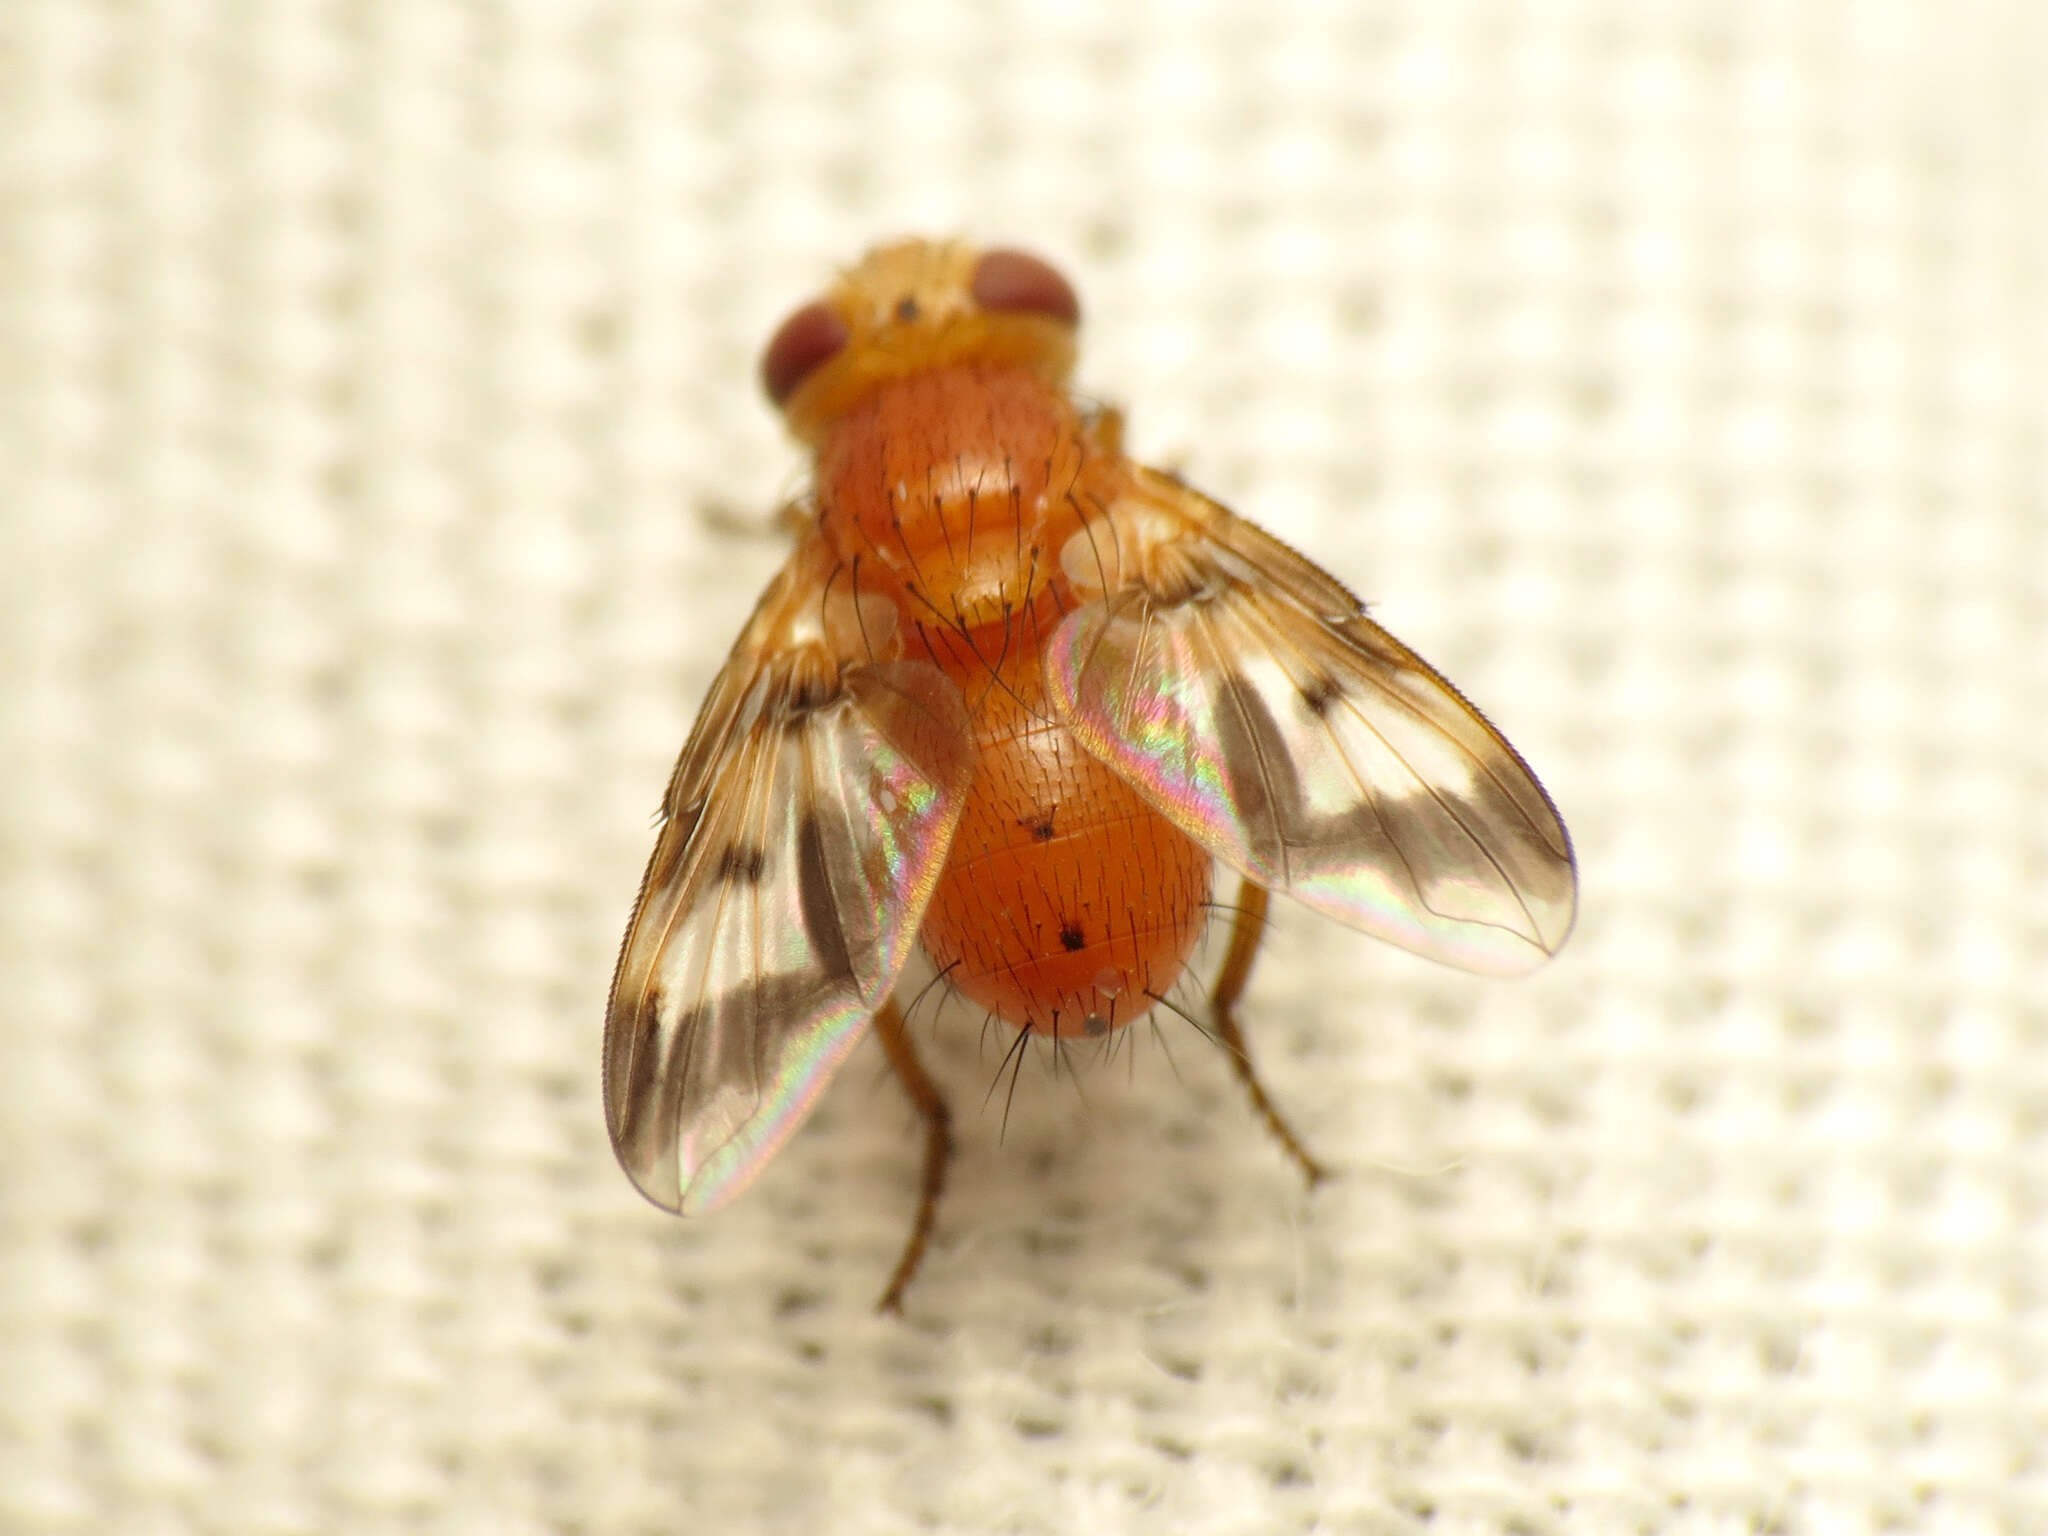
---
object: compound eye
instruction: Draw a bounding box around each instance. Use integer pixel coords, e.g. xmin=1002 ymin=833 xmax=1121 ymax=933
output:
xmin=761 ymin=301 xmax=851 ymax=406
xmin=970 ymin=249 xmax=1080 ymax=327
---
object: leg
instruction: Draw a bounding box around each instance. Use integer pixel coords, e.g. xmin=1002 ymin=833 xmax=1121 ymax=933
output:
xmin=700 ymin=498 xmax=812 ymax=540
xmin=1211 ymin=879 xmax=1329 ymax=1186
xmin=871 ymin=997 xmax=954 ymax=1312
xmin=1084 ymin=405 xmax=1126 ymax=458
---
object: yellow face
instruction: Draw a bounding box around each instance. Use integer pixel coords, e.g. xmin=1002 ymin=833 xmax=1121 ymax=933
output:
xmin=760 ymin=239 xmax=1082 ymax=445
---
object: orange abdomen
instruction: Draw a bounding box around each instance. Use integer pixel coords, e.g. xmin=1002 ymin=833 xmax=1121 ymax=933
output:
xmin=918 ymin=639 xmax=1211 ymax=1037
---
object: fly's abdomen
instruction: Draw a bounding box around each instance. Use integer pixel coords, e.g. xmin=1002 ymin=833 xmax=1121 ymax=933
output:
xmin=919 ymin=641 xmax=1211 ymax=1037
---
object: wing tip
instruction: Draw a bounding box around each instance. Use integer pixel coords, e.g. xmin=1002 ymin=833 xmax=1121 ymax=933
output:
xmin=612 ymin=1143 xmax=686 ymax=1216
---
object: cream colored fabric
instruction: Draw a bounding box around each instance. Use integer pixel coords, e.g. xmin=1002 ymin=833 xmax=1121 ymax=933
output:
xmin=5 ymin=3 xmax=2045 ymax=1531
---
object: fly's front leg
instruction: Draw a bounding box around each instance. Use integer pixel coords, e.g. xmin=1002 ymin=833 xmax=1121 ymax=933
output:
xmin=1212 ymin=879 xmax=1329 ymax=1186
xmin=871 ymin=998 xmax=954 ymax=1312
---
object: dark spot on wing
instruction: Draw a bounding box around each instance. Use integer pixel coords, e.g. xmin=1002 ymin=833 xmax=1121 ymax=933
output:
xmin=1211 ymin=671 xmax=1276 ymax=831
xmin=635 ymin=981 xmax=665 ymax=1038
xmin=796 ymin=814 xmax=853 ymax=981
xmin=616 ymin=978 xmax=666 ymax=1084
xmin=1060 ymin=924 xmax=1086 ymax=952
xmin=1217 ymin=666 xmax=1427 ymax=882
xmin=1151 ymin=561 xmax=1222 ymax=608
xmin=643 ymin=821 xmax=690 ymax=893
xmin=620 ymin=963 xmax=853 ymax=1188
xmin=713 ymin=844 xmax=768 ymax=884
xmin=1299 ymin=672 xmax=1345 ymax=718
xmin=602 ymin=979 xmax=674 ymax=1162
xmin=784 ymin=672 xmax=839 ymax=717
xmin=895 ymin=294 xmax=920 ymax=323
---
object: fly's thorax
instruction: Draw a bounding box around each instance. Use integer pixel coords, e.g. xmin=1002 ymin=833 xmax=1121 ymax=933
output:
xmin=815 ymin=365 xmax=1089 ymax=632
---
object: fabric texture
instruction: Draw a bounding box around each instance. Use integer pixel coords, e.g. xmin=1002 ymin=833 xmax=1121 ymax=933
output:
xmin=4 ymin=3 xmax=2044 ymax=1531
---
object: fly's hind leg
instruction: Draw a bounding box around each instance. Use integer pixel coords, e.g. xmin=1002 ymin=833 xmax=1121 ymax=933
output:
xmin=872 ymin=997 xmax=954 ymax=1312
xmin=1212 ymin=879 xmax=1329 ymax=1186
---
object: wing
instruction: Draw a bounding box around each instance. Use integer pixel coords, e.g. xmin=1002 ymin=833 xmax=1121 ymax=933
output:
xmin=604 ymin=536 xmax=974 ymax=1214
xmin=1045 ymin=468 xmax=1575 ymax=976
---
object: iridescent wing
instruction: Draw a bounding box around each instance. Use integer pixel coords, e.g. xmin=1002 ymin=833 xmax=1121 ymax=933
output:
xmin=1046 ymin=468 xmax=1576 ymax=976
xmin=605 ymin=536 xmax=974 ymax=1214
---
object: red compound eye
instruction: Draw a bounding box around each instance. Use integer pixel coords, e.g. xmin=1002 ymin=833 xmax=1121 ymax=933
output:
xmin=761 ymin=301 xmax=851 ymax=405
xmin=970 ymin=249 xmax=1080 ymax=327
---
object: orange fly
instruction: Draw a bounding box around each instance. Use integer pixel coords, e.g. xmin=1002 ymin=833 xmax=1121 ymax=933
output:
xmin=605 ymin=240 xmax=1577 ymax=1309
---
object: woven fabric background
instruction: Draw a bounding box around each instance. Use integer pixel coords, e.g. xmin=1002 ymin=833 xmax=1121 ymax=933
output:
xmin=5 ymin=3 xmax=2044 ymax=1532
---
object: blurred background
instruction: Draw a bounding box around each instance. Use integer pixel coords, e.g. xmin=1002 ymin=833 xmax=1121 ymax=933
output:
xmin=3 ymin=2 xmax=2043 ymax=1531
